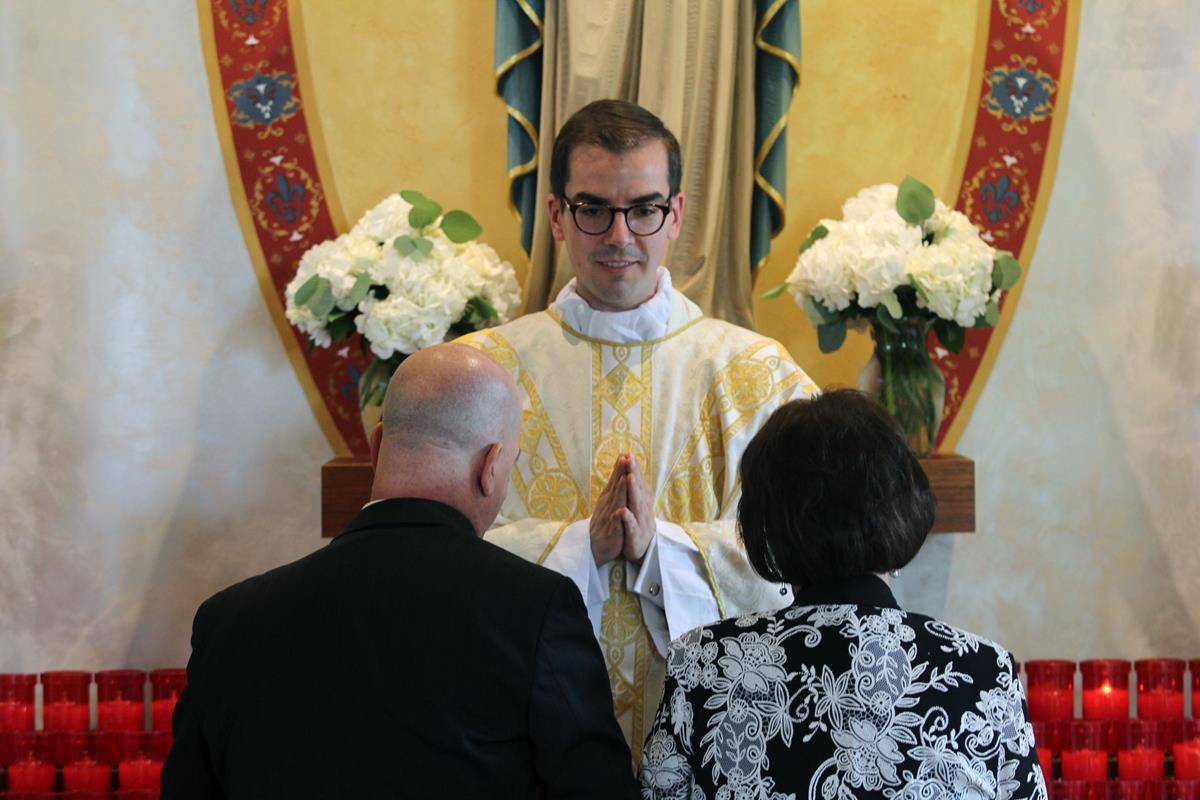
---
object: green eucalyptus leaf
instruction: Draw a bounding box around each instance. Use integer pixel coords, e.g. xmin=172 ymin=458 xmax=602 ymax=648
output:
xmin=329 ymin=314 xmax=356 ymax=342
xmin=468 ymin=294 xmax=498 ymax=324
xmin=399 ymin=189 xmax=431 ymax=206
xmin=798 ymin=224 xmax=829 ymax=255
xmin=293 ymin=274 xmax=321 ymax=307
xmin=305 ymin=278 xmax=335 ymax=318
xmin=400 ymin=190 xmax=442 ymax=230
xmin=875 ymin=304 xmax=900 ymax=334
xmin=881 ymin=291 xmax=903 ymax=321
xmin=934 ymin=319 xmax=965 ymax=353
xmin=441 ymin=210 xmax=484 ymax=243
xmin=984 ymin=299 xmax=1001 ymax=327
xmin=817 ymin=319 xmax=847 ymax=353
xmin=992 ymin=252 xmax=1023 ymax=290
xmin=803 ymin=295 xmax=841 ymax=326
xmin=761 ymin=283 xmax=788 ymax=300
xmin=346 ymin=274 xmax=372 ymax=307
xmin=394 ymin=235 xmax=433 ymax=261
xmin=896 ymin=175 xmax=936 ymax=225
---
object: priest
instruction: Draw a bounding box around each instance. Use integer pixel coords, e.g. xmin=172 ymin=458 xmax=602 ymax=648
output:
xmin=460 ymin=100 xmax=818 ymax=754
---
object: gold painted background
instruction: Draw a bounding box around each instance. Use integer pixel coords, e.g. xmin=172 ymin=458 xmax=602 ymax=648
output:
xmin=293 ymin=0 xmax=984 ymax=390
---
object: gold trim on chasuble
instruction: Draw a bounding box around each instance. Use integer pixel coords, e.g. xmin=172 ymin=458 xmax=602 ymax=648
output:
xmin=657 ymin=338 xmax=812 ymax=524
xmin=457 ymin=331 xmax=585 ymax=555
xmin=591 ymin=339 xmax=659 ymax=754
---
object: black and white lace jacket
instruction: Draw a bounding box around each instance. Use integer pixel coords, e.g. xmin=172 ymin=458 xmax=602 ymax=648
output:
xmin=639 ymin=575 xmax=1047 ymax=800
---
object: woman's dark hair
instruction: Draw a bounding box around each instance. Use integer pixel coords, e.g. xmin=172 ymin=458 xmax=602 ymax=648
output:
xmin=549 ymin=99 xmax=682 ymax=198
xmin=737 ymin=389 xmax=935 ymax=586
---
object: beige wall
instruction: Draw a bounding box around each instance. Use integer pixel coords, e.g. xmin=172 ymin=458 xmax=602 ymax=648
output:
xmin=0 ymin=1 xmax=1196 ymax=672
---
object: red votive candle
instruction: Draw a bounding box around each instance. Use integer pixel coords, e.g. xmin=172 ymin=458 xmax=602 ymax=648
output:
xmin=1115 ymin=780 xmax=1167 ymax=800
xmin=6 ymin=731 xmax=57 ymax=790
xmin=1190 ymin=660 xmax=1200 ymax=714
xmin=149 ymin=668 xmax=186 ymax=732
xmin=1035 ymin=720 xmax=1073 ymax=756
xmin=1082 ymin=660 xmax=1132 ymax=720
xmin=1057 ymin=779 xmax=1110 ymax=800
xmin=41 ymin=670 xmax=92 ymax=731
xmin=115 ymin=730 xmax=169 ymax=789
xmin=1137 ymin=660 xmax=1185 ymax=721
xmin=1027 ymin=660 xmax=1077 ymax=721
xmin=59 ymin=731 xmax=113 ymax=790
xmin=1171 ymin=781 xmax=1200 ymax=800
xmin=1119 ymin=721 xmax=1166 ymax=780
xmin=97 ymin=669 xmax=147 ymax=731
xmin=1063 ymin=721 xmax=1110 ymax=781
xmin=116 ymin=791 xmax=161 ymax=800
xmin=1175 ymin=742 xmax=1200 ymax=780
xmin=0 ymin=673 xmax=37 ymax=731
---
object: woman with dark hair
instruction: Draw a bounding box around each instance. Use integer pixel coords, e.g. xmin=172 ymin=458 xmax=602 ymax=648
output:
xmin=639 ymin=389 xmax=1045 ymax=800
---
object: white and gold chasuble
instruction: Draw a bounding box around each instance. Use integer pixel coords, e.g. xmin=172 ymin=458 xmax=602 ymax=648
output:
xmin=459 ymin=287 xmax=818 ymax=757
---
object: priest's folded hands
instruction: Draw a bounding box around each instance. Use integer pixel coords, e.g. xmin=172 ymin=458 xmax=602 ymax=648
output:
xmin=590 ymin=454 xmax=656 ymax=566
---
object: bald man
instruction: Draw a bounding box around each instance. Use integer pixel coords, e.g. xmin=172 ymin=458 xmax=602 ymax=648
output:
xmin=163 ymin=345 xmax=638 ymax=799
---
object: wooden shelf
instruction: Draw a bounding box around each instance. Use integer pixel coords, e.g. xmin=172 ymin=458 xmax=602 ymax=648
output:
xmin=321 ymin=454 xmax=974 ymax=538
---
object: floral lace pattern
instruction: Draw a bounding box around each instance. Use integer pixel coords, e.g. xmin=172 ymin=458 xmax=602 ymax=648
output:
xmin=640 ymin=597 xmax=1046 ymax=800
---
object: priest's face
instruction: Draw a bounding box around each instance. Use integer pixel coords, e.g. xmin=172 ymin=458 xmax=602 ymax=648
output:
xmin=548 ymin=142 xmax=685 ymax=312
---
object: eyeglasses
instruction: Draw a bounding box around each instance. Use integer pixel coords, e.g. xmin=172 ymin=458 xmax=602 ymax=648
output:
xmin=565 ymin=200 xmax=672 ymax=236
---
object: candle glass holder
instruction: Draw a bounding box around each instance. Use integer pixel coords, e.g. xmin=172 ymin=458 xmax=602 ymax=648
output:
xmin=97 ymin=669 xmax=147 ymax=732
xmin=1027 ymin=660 xmax=1077 ymax=722
xmin=115 ymin=730 xmax=169 ymax=790
xmin=1171 ymin=780 xmax=1200 ymax=800
xmin=1174 ymin=742 xmax=1200 ymax=781
xmin=1057 ymin=779 xmax=1110 ymax=800
xmin=1082 ymin=660 xmax=1132 ymax=720
xmin=1137 ymin=659 xmax=1185 ymax=721
xmin=58 ymin=731 xmax=113 ymax=791
xmin=1035 ymin=720 xmax=1074 ymax=756
xmin=41 ymin=670 xmax=92 ymax=731
xmin=1120 ymin=720 xmax=1166 ymax=780
xmin=1063 ymin=721 xmax=1110 ymax=781
xmin=1115 ymin=780 xmax=1167 ymax=800
xmin=0 ymin=673 xmax=37 ymax=732
xmin=149 ymin=668 xmax=186 ymax=732
xmin=6 ymin=730 xmax=58 ymax=791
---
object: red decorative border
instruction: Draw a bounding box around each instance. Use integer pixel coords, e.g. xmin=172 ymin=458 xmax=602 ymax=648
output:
xmin=202 ymin=1 xmax=1072 ymax=457
xmin=934 ymin=0 xmax=1072 ymax=450
xmin=202 ymin=0 xmax=367 ymax=454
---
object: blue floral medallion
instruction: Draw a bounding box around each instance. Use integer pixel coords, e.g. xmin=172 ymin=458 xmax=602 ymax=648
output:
xmin=983 ymin=57 xmax=1055 ymax=133
xmin=229 ymin=72 xmax=299 ymax=129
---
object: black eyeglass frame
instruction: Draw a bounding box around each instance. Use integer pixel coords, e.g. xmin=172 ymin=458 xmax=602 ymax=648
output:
xmin=564 ymin=199 xmax=674 ymax=236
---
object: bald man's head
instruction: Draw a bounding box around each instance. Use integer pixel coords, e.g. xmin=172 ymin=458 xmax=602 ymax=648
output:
xmin=369 ymin=344 xmax=522 ymax=533
xmin=380 ymin=344 xmax=521 ymax=455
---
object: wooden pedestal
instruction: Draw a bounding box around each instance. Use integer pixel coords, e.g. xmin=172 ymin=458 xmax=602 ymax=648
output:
xmin=321 ymin=454 xmax=974 ymax=538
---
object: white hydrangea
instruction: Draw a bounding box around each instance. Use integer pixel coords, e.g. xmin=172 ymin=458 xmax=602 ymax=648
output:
xmin=843 ymin=213 xmax=924 ymax=308
xmin=285 ymin=193 xmax=521 ymax=360
xmin=355 ymin=294 xmax=456 ymax=359
xmin=787 ymin=182 xmax=1000 ymax=327
xmin=785 ymin=219 xmax=856 ymax=312
xmin=908 ymin=210 xmax=996 ymax=326
xmin=351 ymin=193 xmax=414 ymax=243
xmin=841 ymin=184 xmax=898 ymax=221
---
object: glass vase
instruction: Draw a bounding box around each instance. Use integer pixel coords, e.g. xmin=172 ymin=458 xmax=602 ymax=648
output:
xmin=857 ymin=317 xmax=945 ymax=457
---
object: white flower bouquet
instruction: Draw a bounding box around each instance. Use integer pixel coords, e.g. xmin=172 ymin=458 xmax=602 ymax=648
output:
xmin=765 ymin=177 xmax=1022 ymax=454
xmin=285 ymin=191 xmax=520 ymax=411
xmin=767 ymin=176 xmax=1022 ymax=353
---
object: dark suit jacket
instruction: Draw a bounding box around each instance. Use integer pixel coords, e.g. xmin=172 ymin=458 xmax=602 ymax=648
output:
xmin=162 ymin=497 xmax=638 ymax=799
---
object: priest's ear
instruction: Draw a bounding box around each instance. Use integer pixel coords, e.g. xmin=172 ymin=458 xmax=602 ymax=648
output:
xmin=368 ymin=422 xmax=383 ymax=469
xmin=478 ymin=442 xmax=505 ymax=498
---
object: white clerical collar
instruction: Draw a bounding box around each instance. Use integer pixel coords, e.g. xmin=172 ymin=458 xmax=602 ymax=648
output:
xmin=551 ymin=266 xmax=674 ymax=343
